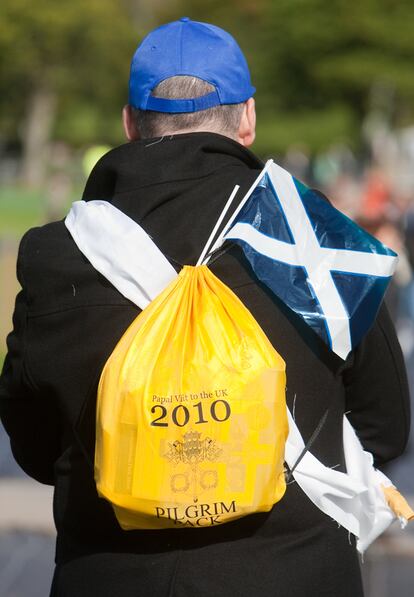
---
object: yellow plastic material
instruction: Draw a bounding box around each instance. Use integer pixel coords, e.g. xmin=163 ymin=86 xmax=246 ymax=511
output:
xmin=95 ymin=265 xmax=287 ymax=529
xmin=382 ymin=485 xmax=414 ymax=522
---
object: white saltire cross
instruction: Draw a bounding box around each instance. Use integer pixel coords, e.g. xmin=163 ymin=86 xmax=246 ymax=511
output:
xmin=225 ymin=161 xmax=397 ymax=359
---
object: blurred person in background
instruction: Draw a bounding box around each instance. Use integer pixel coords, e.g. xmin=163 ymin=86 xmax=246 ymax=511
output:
xmin=0 ymin=17 xmax=410 ymax=597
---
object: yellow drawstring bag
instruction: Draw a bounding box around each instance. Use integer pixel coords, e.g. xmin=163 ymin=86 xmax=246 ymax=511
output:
xmin=95 ymin=265 xmax=288 ymax=529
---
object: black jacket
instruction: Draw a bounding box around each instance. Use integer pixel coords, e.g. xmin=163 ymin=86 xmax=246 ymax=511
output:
xmin=0 ymin=133 xmax=410 ymax=597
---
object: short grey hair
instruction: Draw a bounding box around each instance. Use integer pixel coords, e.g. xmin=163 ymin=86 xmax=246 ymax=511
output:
xmin=132 ymin=76 xmax=244 ymax=139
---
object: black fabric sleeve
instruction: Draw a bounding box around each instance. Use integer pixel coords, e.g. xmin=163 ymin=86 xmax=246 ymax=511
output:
xmin=0 ymin=231 xmax=60 ymax=485
xmin=343 ymin=303 xmax=410 ymax=466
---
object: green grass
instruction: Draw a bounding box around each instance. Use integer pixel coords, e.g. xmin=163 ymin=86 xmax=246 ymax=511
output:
xmin=0 ymin=184 xmax=82 ymax=238
xmin=0 ymin=187 xmax=47 ymax=237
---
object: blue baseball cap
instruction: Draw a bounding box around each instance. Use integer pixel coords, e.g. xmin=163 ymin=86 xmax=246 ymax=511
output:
xmin=128 ymin=17 xmax=255 ymax=113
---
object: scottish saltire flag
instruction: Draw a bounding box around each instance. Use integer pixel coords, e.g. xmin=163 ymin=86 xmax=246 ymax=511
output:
xmin=222 ymin=161 xmax=397 ymax=359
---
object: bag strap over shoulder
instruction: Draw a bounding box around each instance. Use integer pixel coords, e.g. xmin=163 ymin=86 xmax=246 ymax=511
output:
xmin=65 ymin=200 xmax=178 ymax=310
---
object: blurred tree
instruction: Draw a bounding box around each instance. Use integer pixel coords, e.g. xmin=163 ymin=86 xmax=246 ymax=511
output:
xmin=166 ymin=0 xmax=414 ymax=155
xmin=1 ymin=0 xmax=413 ymax=174
xmin=0 ymin=0 xmax=140 ymax=187
xmin=260 ymin=0 xmax=414 ymax=150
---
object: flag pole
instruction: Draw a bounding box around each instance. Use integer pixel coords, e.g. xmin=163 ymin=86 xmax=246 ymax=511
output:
xmin=203 ymin=159 xmax=273 ymax=264
xmin=196 ymin=184 xmax=240 ymax=266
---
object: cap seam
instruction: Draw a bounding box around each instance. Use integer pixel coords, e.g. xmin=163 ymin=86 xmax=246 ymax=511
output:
xmin=179 ymin=20 xmax=183 ymax=71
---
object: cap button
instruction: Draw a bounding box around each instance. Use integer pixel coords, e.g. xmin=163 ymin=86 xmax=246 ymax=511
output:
xmin=180 ymin=17 xmax=190 ymax=22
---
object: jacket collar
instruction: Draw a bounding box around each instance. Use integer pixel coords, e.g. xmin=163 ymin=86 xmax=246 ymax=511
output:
xmin=82 ymin=132 xmax=263 ymax=201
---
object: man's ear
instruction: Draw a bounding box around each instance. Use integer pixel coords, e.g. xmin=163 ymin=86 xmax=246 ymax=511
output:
xmin=237 ymin=98 xmax=256 ymax=147
xmin=122 ymin=104 xmax=140 ymax=141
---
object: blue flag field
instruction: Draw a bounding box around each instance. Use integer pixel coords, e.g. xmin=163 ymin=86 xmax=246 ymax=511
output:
xmin=219 ymin=161 xmax=397 ymax=359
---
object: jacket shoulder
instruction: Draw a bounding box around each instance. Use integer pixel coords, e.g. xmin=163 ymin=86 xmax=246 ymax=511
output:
xmin=19 ymin=219 xmax=132 ymax=314
xmin=16 ymin=220 xmax=67 ymax=282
